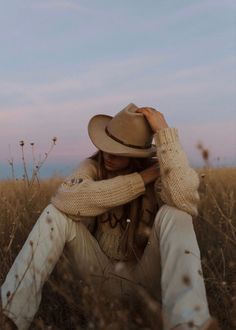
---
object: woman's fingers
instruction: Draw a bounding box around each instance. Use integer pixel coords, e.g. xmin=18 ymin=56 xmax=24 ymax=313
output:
xmin=137 ymin=107 xmax=158 ymax=115
xmin=136 ymin=107 xmax=168 ymax=131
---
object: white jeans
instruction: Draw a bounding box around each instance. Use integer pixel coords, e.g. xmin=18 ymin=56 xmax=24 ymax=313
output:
xmin=1 ymin=204 xmax=210 ymax=330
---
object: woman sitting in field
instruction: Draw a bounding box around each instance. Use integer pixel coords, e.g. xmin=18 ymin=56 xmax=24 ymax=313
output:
xmin=1 ymin=104 xmax=219 ymax=330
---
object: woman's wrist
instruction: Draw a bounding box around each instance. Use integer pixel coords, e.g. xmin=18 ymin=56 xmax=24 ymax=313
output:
xmin=140 ymin=166 xmax=160 ymax=185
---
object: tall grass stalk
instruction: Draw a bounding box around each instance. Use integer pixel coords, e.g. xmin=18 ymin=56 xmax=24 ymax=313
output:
xmin=0 ymin=168 xmax=235 ymax=329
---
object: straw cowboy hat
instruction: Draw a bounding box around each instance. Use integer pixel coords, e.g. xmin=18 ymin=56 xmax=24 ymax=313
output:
xmin=88 ymin=103 xmax=156 ymax=158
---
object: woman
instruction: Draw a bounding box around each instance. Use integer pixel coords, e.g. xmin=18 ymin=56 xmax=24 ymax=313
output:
xmin=1 ymin=104 xmax=218 ymax=329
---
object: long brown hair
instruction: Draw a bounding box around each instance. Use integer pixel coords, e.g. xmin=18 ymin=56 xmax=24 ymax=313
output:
xmin=88 ymin=150 xmax=157 ymax=260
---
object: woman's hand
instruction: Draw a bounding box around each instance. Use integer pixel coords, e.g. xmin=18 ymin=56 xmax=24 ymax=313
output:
xmin=136 ymin=107 xmax=169 ymax=132
xmin=140 ymin=163 xmax=160 ymax=185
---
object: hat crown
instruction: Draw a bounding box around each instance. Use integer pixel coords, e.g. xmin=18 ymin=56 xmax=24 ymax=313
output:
xmin=107 ymin=103 xmax=153 ymax=148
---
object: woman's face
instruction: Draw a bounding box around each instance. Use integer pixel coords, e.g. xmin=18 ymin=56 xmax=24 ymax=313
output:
xmin=103 ymin=152 xmax=131 ymax=172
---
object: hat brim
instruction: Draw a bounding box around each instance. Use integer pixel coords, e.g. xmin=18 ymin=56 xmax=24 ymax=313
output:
xmin=88 ymin=114 xmax=156 ymax=158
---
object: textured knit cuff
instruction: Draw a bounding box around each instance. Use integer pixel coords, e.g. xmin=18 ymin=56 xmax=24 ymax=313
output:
xmin=154 ymin=128 xmax=179 ymax=146
xmin=128 ymin=172 xmax=146 ymax=195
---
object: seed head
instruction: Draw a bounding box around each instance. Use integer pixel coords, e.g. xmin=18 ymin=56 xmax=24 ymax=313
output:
xmin=196 ymin=141 xmax=210 ymax=164
xmin=198 ymin=269 xmax=203 ymax=276
xmin=202 ymin=149 xmax=209 ymax=162
xmin=19 ymin=140 xmax=24 ymax=147
xmin=52 ymin=136 xmax=57 ymax=144
xmin=187 ymin=320 xmax=195 ymax=328
xmin=182 ymin=275 xmax=191 ymax=286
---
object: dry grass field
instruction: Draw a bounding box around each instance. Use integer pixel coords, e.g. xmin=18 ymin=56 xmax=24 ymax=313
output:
xmin=0 ymin=168 xmax=235 ymax=329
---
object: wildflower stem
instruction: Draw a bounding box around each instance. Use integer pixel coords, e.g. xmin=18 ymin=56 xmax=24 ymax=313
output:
xmin=20 ymin=143 xmax=30 ymax=186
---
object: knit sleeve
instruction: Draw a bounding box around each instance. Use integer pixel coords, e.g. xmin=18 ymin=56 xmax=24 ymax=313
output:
xmin=51 ymin=159 xmax=145 ymax=217
xmin=154 ymin=128 xmax=200 ymax=216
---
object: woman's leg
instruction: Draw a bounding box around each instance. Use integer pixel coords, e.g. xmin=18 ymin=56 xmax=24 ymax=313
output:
xmin=136 ymin=205 xmax=210 ymax=330
xmin=66 ymin=225 xmax=134 ymax=299
xmin=1 ymin=204 xmax=77 ymax=330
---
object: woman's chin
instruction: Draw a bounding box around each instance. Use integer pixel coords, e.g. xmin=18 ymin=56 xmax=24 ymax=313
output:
xmin=104 ymin=164 xmax=117 ymax=171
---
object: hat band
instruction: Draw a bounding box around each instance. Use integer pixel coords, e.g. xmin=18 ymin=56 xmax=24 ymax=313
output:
xmin=105 ymin=127 xmax=152 ymax=150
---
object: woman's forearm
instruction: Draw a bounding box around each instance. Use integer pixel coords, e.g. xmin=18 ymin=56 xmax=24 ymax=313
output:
xmin=51 ymin=166 xmax=145 ymax=217
xmin=154 ymin=128 xmax=200 ymax=216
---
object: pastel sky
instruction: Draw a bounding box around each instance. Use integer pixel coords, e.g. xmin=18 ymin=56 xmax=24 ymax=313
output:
xmin=0 ymin=0 xmax=235 ymax=178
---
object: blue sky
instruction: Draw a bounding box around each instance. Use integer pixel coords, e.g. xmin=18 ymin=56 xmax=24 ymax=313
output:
xmin=0 ymin=0 xmax=235 ymax=178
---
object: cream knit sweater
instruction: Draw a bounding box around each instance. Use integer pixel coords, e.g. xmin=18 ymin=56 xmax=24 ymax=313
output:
xmin=51 ymin=128 xmax=200 ymax=259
